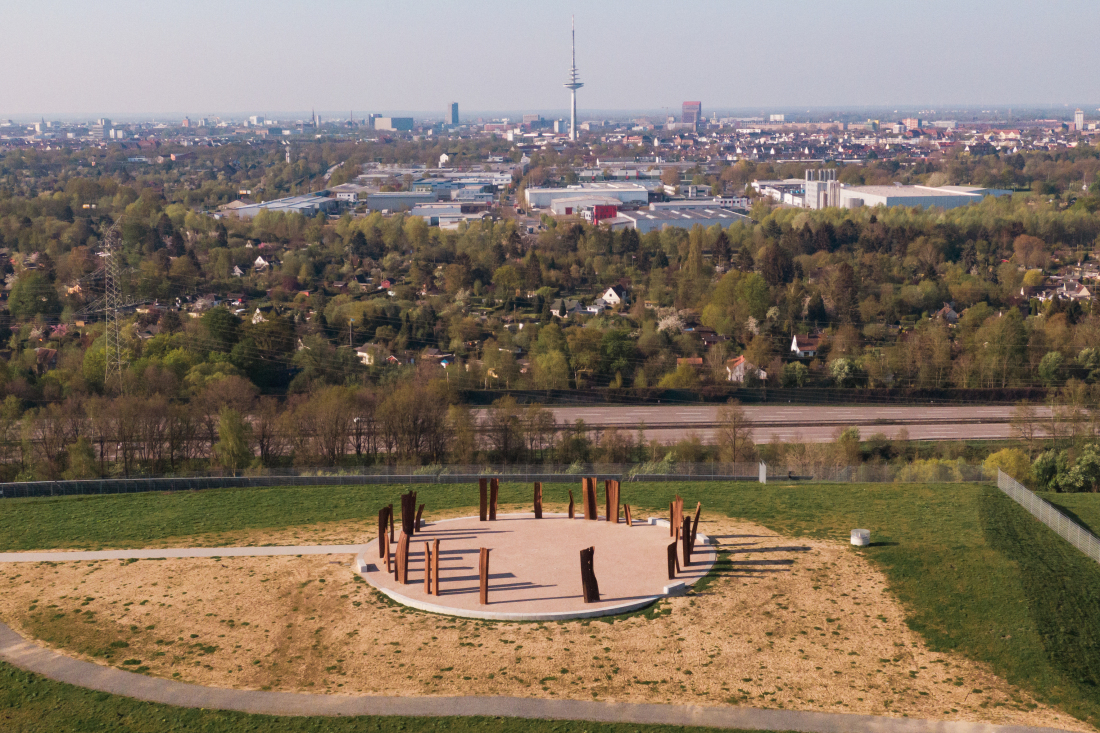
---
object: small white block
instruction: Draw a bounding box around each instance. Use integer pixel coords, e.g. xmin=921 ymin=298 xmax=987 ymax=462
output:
xmin=851 ymin=529 xmax=870 ymax=547
xmin=663 ymin=582 xmax=686 ymax=596
xmin=648 ymin=517 xmax=659 ymax=525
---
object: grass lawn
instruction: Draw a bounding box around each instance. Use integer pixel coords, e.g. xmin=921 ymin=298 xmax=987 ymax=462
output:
xmin=1037 ymin=492 xmax=1100 ymax=536
xmin=0 ymin=661 xmax=776 ymax=733
xmin=0 ymin=480 xmax=1098 ymax=730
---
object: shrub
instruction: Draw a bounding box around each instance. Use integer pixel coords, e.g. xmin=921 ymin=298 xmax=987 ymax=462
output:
xmin=983 ymin=448 xmax=1033 ymax=483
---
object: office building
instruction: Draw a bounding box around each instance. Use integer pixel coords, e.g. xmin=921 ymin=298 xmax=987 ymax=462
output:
xmin=374 ymin=117 xmax=414 ymax=132
xmin=682 ymin=101 xmax=702 ymax=126
xmin=1075 ymin=108 xmax=1085 ymax=130
xmin=89 ymin=118 xmax=111 ymax=139
xmin=248 ymin=115 xmax=265 ymax=126
xmin=449 ymin=103 xmax=459 ymax=125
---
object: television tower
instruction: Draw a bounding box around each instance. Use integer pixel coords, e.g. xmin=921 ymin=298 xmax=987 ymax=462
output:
xmin=563 ymin=16 xmax=583 ymax=142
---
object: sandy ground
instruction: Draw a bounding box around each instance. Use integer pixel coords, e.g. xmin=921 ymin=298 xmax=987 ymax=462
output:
xmin=0 ymin=513 xmax=1087 ymax=732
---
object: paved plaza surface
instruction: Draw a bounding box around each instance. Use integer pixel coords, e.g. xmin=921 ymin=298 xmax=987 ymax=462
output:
xmin=361 ymin=513 xmax=715 ymax=619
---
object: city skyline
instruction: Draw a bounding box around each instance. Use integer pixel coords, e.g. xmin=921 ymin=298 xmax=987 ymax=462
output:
xmin=3 ymin=0 xmax=1100 ymax=116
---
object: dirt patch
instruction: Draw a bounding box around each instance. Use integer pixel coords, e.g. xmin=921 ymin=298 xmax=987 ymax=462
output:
xmin=0 ymin=514 xmax=1086 ymax=732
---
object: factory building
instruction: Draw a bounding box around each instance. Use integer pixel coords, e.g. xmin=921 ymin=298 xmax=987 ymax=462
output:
xmin=837 ymin=184 xmax=1010 ymax=210
xmin=616 ymin=207 xmax=750 ymax=234
xmin=230 ymin=194 xmax=338 ymax=219
xmin=365 ymin=192 xmax=436 ymax=212
xmin=525 ymin=182 xmax=650 ymax=209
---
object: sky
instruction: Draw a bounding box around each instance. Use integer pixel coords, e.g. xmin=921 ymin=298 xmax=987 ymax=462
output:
xmin=3 ymin=0 xmax=1099 ymax=119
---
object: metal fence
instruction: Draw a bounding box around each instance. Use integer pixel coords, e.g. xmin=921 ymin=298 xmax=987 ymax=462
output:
xmin=0 ymin=461 xmax=991 ymax=499
xmin=996 ymin=469 xmax=1100 ymax=565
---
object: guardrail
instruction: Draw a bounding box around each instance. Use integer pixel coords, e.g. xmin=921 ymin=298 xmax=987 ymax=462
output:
xmin=996 ymin=469 xmax=1100 ymax=564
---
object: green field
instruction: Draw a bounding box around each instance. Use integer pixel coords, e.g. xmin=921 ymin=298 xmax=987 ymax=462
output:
xmin=0 ymin=480 xmax=1098 ymax=732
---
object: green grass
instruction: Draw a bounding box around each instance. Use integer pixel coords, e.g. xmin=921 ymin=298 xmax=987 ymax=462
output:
xmin=0 ymin=480 xmax=1099 ymax=729
xmin=0 ymin=660 xmax=780 ymax=733
xmin=1037 ymin=491 xmax=1100 ymax=536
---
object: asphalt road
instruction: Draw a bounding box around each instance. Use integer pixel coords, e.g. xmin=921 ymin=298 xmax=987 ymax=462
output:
xmin=536 ymin=405 xmax=1048 ymax=444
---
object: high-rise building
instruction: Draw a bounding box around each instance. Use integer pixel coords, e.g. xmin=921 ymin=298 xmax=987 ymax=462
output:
xmin=682 ymin=101 xmax=702 ymax=126
xmin=563 ymin=16 xmax=583 ymax=141
xmin=449 ymin=102 xmax=459 ymax=125
xmin=1074 ymin=108 xmax=1085 ymax=130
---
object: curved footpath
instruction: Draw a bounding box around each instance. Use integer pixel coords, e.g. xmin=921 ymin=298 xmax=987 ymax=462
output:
xmin=0 ymin=620 xmax=1073 ymax=733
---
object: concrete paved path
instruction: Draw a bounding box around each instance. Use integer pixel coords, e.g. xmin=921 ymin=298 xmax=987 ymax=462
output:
xmin=0 ymin=544 xmax=362 ymax=563
xmin=0 ymin=620 xmax=1074 ymax=733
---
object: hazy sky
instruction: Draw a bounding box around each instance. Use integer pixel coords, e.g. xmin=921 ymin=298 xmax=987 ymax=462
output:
xmin=3 ymin=0 xmax=1099 ymax=118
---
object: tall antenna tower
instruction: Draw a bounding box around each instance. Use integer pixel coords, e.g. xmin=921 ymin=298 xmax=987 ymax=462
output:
xmin=102 ymin=225 xmax=126 ymax=392
xmin=563 ymin=15 xmax=583 ymax=142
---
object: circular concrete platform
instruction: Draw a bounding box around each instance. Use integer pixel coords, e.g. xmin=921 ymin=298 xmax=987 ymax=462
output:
xmin=356 ymin=513 xmax=717 ymax=621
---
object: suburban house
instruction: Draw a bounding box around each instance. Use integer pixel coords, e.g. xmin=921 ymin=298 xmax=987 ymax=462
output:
xmin=791 ymin=334 xmax=821 ymax=358
xmin=34 ymin=348 xmax=58 ymax=376
xmin=600 ymin=285 xmax=629 ymax=307
xmin=934 ymin=303 xmax=959 ymax=324
xmin=725 ymin=355 xmax=767 ymax=383
xmin=355 ymin=343 xmax=389 ymax=366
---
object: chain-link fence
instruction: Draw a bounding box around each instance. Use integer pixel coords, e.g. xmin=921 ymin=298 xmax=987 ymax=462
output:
xmin=0 ymin=461 xmax=992 ymax=499
xmin=997 ymin=469 xmax=1100 ymax=565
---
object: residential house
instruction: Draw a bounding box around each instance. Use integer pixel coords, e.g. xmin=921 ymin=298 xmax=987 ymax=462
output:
xmin=676 ymin=356 xmax=704 ymax=369
xmin=725 ymin=355 xmax=766 ymax=383
xmin=600 ymin=285 xmax=629 ymax=307
xmin=253 ymin=256 xmax=270 ymax=272
xmin=355 ymin=343 xmax=389 ymax=366
xmin=551 ymin=298 xmax=582 ymax=318
xmin=232 ymin=265 xmax=244 ymax=277
xmin=791 ymin=334 xmax=821 ymax=358
xmin=934 ymin=303 xmax=959 ymax=324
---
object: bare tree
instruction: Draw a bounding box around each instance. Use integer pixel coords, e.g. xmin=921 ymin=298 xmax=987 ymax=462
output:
xmin=1010 ymin=401 xmax=1041 ymax=458
xmin=715 ymin=399 xmax=755 ymax=463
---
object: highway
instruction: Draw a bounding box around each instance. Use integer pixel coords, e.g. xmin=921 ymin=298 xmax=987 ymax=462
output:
xmin=525 ymin=404 xmax=1048 ymax=444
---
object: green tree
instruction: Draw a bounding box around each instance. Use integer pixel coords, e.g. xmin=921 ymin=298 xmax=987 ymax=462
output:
xmin=214 ymin=407 xmax=253 ymax=474
xmin=8 ymin=272 xmax=60 ymax=318
xmin=1038 ymin=351 xmax=1065 ymax=386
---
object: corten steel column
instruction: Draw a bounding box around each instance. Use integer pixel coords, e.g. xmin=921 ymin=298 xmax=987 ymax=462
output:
xmin=681 ymin=516 xmax=692 ymax=567
xmin=423 ymin=542 xmax=432 ymax=593
xmin=579 ymin=546 xmax=600 ymax=602
xmin=383 ymin=532 xmax=392 ymax=573
xmin=400 ymin=492 xmax=417 ymax=536
xmin=378 ymin=507 xmax=388 ymax=558
xmin=533 ymin=482 xmax=543 ymax=519
xmin=415 ymin=504 xmax=425 ymax=531
xmin=397 ymin=532 xmax=410 ymax=583
xmin=667 ymin=541 xmax=679 ymax=579
xmin=584 ymin=477 xmax=598 ymax=520
xmin=624 ymin=504 xmax=632 ymax=526
xmin=489 ymin=478 xmax=499 ymax=521
xmin=609 ymin=480 xmax=620 ymax=524
xmin=479 ymin=478 xmax=488 ymax=522
xmin=604 ymin=479 xmax=612 ymax=524
xmin=690 ymin=502 xmax=702 ymax=549
xmin=432 ymin=539 xmax=441 ymax=596
xmin=478 ymin=548 xmax=490 ymax=605
xmin=669 ymin=501 xmax=675 ymax=537
xmin=568 ymin=490 xmax=575 ymax=519
xmin=388 ymin=504 xmax=395 ymax=543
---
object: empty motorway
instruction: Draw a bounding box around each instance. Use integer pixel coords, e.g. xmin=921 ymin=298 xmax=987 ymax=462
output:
xmin=528 ymin=404 xmax=1046 ymax=444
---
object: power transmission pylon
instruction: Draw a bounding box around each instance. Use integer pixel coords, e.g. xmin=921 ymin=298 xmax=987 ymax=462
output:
xmin=102 ymin=225 xmax=126 ymax=393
